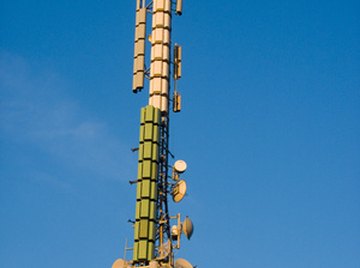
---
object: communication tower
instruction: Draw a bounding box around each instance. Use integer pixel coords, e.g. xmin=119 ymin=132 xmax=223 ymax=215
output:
xmin=113 ymin=1 xmax=195 ymax=268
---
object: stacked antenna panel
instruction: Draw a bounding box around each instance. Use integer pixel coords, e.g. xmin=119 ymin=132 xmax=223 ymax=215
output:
xmin=149 ymin=0 xmax=172 ymax=113
xmin=133 ymin=105 xmax=161 ymax=262
xmin=133 ymin=7 xmax=147 ymax=92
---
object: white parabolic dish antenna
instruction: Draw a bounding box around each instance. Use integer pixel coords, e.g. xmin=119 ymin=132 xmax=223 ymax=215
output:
xmin=174 ymin=160 xmax=187 ymax=173
xmin=172 ymin=180 xmax=187 ymax=203
xmin=112 ymin=259 xmax=126 ymax=268
xmin=175 ymin=258 xmax=193 ymax=268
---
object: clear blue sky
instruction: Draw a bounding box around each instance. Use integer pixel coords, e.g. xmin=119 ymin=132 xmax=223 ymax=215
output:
xmin=1 ymin=1 xmax=359 ymax=267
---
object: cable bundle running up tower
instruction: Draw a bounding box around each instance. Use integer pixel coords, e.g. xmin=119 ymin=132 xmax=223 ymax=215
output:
xmin=113 ymin=1 xmax=195 ymax=268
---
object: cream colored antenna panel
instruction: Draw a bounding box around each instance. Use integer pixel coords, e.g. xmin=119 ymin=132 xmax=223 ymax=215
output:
xmin=150 ymin=44 xmax=169 ymax=61
xmin=134 ymin=57 xmax=145 ymax=73
xmin=152 ymin=28 xmax=170 ymax=46
xmin=151 ymin=61 xmax=162 ymax=77
xmin=134 ymin=41 xmax=145 ymax=57
xmin=176 ymin=0 xmax=183 ymax=16
xmin=133 ymin=72 xmax=144 ymax=91
xmin=135 ymin=24 xmax=146 ymax=40
xmin=162 ymin=30 xmax=170 ymax=44
xmin=150 ymin=95 xmax=162 ymax=108
xmin=164 ymin=0 xmax=171 ymax=12
xmin=153 ymin=0 xmax=171 ymax=12
xmin=136 ymin=8 xmax=146 ymax=25
xmin=173 ymin=91 xmax=181 ymax=112
xmin=161 ymin=79 xmax=169 ymax=91
xmin=152 ymin=13 xmax=171 ymax=29
xmin=162 ymin=62 xmax=169 ymax=78
xmin=153 ymin=44 xmax=164 ymax=60
xmin=163 ymin=46 xmax=170 ymax=61
xmin=174 ymin=45 xmax=182 ymax=80
xmin=133 ymin=7 xmax=147 ymax=92
xmin=150 ymin=78 xmax=162 ymax=94
xmin=154 ymin=0 xmax=165 ymax=11
xmin=152 ymin=28 xmax=164 ymax=44
xmin=164 ymin=13 xmax=171 ymax=29
xmin=154 ymin=13 xmax=165 ymax=27
xmin=161 ymin=96 xmax=168 ymax=112
xmin=149 ymin=0 xmax=172 ymax=112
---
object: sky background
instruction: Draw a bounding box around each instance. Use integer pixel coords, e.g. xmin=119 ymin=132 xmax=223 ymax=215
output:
xmin=1 ymin=0 xmax=359 ymax=267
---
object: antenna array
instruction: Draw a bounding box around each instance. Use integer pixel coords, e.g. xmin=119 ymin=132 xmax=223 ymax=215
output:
xmin=113 ymin=1 xmax=194 ymax=268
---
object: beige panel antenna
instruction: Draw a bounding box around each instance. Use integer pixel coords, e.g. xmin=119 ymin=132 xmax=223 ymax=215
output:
xmin=133 ymin=7 xmax=147 ymax=93
xmin=176 ymin=0 xmax=183 ymax=16
xmin=173 ymin=91 xmax=182 ymax=113
xmin=174 ymin=44 xmax=182 ymax=80
xmin=149 ymin=0 xmax=172 ymax=114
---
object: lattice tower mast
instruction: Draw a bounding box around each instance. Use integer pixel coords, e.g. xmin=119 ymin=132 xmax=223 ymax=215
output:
xmin=113 ymin=1 xmax=194 ymax=268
